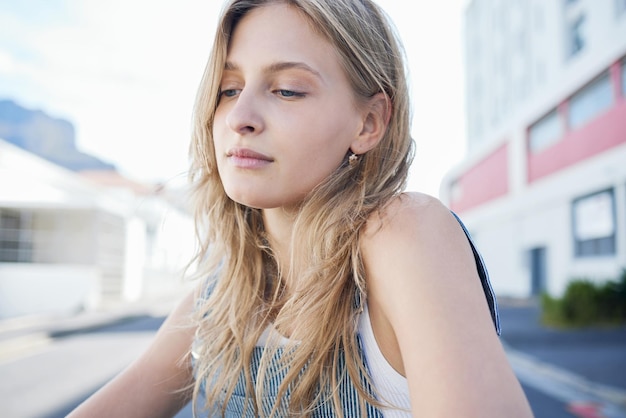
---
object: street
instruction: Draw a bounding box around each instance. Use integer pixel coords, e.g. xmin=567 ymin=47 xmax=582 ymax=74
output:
xmin=0 ymin=316 xmax=162 ymax=418
xmin=0 ymin=308 xmax=624 ymax=418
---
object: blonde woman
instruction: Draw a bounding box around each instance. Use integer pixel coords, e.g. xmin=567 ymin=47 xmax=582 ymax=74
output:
xmin=68 ymin=0 xmax=533 ymax=417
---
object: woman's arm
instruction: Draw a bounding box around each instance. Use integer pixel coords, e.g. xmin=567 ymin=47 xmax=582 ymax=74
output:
xmin=67 ymin=289 xmax=198 ymax=418
xmin=362 ymin=192 xmax=533 ymax=417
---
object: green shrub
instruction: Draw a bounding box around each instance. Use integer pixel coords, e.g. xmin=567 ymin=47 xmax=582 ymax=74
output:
xmin=596 ymin=269 xmax=626 ymax=322
xmin=541 ymin=270 xmax=626 ymax=328
xmin=540 ymin=292 xmax=564 ymax=327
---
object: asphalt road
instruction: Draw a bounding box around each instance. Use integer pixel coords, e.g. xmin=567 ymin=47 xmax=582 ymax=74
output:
xmin=1 ymin=307 xmax=624 ymax=418
xmin=499 ymin=304 xmax=626 ymax=390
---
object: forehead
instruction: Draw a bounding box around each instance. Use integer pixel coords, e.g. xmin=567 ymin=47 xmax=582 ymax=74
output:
xmin=225 ymin=3 xmax=343 ymax=77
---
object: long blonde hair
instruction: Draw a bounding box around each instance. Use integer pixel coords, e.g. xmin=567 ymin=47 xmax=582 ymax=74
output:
xmin=188 ymin=0 xmax=414 ymax=415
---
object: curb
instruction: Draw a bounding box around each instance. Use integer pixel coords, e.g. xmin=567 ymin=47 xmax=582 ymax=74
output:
xmin=504 ymin=343 xmax=626 ymax=417
xmin=0 ymin=312 xmax=135 ymax=364
xmin=0 ymin=332 xmax=52 ymax=363
xmin=0 ymin=297 xmax=177 ymax=364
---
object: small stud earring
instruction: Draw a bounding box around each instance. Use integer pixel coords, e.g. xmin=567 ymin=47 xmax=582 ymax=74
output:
xmin=348 ymin=152 xmax=359 ymax=167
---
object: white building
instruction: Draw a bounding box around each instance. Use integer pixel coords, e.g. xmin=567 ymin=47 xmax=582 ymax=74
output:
xmin=441 ymin=0 xmax=626 ymax=297
xmin=0 ymin=139 xmax=195 ymax=318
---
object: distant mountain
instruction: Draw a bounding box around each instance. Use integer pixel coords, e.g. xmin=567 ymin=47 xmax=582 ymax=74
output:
xmin=0 ymin=99 xmax=116 ymax=172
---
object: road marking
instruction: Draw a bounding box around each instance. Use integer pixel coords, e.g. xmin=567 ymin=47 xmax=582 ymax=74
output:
xmin=504 ymin=344 xmax=626 ymax=418
xmin=567 ymin=401 xmax=605 ymax=418
xmin=0 ymin=332 xmax=52 ymax=364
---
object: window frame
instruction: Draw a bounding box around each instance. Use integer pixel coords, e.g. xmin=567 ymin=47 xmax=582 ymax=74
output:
xmin=528 ymin=108 xmax=563 ymax=153
xmin=566 ymin=14 xmax=586 ymax=58
xmin=0 ymin=209 xmax=34 ymax=263
xmin=567 ymin=71 xmax=614 ymax=130
xmin=571 ymin=188 xmax=617 ymax=258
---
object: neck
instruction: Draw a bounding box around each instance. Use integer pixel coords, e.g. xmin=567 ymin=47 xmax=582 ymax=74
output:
xmin=262 ymin=208 xmax=297 ymax=279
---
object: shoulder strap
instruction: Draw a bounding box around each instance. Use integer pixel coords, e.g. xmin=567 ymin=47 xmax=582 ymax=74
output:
xmin=451 ymin=212 xmax=501 ymax=335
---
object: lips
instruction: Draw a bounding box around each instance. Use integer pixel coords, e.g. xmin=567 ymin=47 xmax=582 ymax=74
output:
xmin=226 ymin=147 xmax=274 ymax=168
xmin=227 ymin=148 xmax=274 ymax=161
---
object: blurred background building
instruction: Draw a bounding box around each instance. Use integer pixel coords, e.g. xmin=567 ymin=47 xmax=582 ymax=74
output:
xmin=441 ymin=0 xmax=626 ymax=298
xmin=0 ymin=101 xmax=195 ymax=319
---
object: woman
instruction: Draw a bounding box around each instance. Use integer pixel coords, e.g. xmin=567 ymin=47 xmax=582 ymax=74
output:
xmin=69 ymin=0 xmax=533 ymax=416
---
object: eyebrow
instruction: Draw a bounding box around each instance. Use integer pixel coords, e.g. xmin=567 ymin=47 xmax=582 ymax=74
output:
xmin=223 ymin=61 xmax=323 ymax=80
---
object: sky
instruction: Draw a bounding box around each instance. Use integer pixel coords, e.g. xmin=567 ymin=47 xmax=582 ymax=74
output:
xmin=0 ymin=0 xmax=469 ymax=197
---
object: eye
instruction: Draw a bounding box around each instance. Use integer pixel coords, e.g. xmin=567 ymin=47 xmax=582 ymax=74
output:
xmin=220 ymin=89 xmax=240 ymax=98
xmin=275 ymin=89 xmax=306 ymax=98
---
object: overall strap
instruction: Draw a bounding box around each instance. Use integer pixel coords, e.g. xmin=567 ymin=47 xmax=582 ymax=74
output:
xmin=451 ymin=211 xmax=501 ymax=335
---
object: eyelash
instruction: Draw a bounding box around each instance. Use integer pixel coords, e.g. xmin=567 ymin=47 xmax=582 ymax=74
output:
xmin=274 ymin=89 xmax=306 ymax=98
xmin=219 ymin=89 xmax=239 ymax=98
xmin=218 ymin=88 xmax=306 ymax=99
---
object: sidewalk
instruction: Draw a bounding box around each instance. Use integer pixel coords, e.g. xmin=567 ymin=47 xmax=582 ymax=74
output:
xmin=0 ymin=294 xmax=179 ymax=364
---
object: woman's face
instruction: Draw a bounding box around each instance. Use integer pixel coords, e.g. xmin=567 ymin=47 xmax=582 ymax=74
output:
xmin=212 ymin=3 xmax=364 ymax=210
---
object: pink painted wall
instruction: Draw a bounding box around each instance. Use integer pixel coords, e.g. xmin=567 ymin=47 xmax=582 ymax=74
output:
xmin=528 ymin=62 xmax=626 ymax=183
xmin=450 ymin=143 xmax=509 ymax=213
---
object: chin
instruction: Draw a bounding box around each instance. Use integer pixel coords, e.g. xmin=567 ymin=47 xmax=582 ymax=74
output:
xmin=226 ymin=190 xmax=301 ymax=211
xmin=225 ymin=190 xmax=271 ymax=209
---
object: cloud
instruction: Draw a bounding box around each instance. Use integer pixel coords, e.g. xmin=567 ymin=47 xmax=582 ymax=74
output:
xmin=0 ymin=0 xmax=221 ymax=182
xmin=0 ymin=0 xmax=468 ymax=196
xmin=0 ymin=50 xmax=18 ymax=74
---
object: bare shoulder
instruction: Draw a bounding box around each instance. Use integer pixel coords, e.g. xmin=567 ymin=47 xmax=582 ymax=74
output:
xmin=360 ymin=189 xmax=485 ymax=325
xmin=360 ymin=190 xmax=482 ymax=332
xmin=362 ymin=191 xmax=464 ymax=259
xmin=360 ymin=192 xmax=533 ymax=416
xmin=362 ymin=190 xmax=495 ymax=322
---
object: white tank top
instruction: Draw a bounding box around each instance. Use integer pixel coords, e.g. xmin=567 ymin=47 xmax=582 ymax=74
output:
xmin=358 ymin=303 xmax=412 ymax=417
xmin=254 ymin=304 xmax=412 ymax=416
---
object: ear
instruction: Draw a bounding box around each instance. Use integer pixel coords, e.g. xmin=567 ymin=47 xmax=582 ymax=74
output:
xmin=350 ymin=92 xmax=391 ymax=154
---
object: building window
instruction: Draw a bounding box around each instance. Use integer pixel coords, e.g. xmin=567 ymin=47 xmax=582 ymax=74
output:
xmin=572 ymin=189 xmax=616 ymax=257
xmin=0 ymin=209 xmax=33 ymax=262
xmin=568 ymin=72 xmax=613 ymax=129
xmin=529 ymin=109 xmax=562 ymax=153
xmin=567 ymin=15 xmax=586 ymax=57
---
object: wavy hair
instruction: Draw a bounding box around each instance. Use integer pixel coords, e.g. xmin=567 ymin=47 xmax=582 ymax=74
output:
xmin=188 ymin=0 xmax=414 ymax=416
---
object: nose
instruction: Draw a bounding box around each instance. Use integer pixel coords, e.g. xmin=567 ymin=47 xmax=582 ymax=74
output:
xmin=224 ymin=88 xmax=264 ymax=135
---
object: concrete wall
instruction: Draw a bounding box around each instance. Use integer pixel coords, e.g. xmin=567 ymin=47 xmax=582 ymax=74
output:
xmin=0 ymin=139 xmax=195 ymax=317
xmin=0 ymin=264 xmax=100 ymax=318
xmin=459 ymin=143 xmax=626 ymax=297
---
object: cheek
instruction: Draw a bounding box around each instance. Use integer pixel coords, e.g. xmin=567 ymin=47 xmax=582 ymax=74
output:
xmin=291 ymin=124 xmax=352 ymax=177
xmin=309 ymin=111 xmax=357 ymax=155
xmin=211 ymin=115 xmax=228 ymax=155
